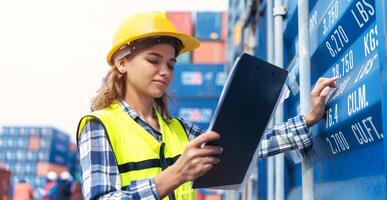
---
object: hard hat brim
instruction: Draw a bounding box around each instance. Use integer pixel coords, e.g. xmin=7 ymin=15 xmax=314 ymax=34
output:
xmin=107 ymin=32 xmax=200 ymax=65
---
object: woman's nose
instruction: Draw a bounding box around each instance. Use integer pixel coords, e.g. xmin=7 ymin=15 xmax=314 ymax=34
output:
xmin=159 ymin=64 xmax=171 ymax=76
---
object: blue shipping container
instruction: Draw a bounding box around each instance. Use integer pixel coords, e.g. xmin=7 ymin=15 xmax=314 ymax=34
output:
xmin=283 ymin=0 xmax=386 ymax=199
xmin=168 ymin=97 xmax=219 ymax=130
xmin=169 ymin=64 xmax=226 ymax=98
xmin=195 ymin=12 xmax=223 ymax=40
xmin=229 ymin=0 xmax=387 ymax=199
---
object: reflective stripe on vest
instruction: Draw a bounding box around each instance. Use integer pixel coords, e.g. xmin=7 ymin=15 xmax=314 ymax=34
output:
xmin=77 ymin=102 xmax=196 ymax=200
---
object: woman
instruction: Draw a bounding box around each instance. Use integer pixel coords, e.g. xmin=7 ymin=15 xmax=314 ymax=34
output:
xmin=77 ymin=11 xmax=338 ymax=200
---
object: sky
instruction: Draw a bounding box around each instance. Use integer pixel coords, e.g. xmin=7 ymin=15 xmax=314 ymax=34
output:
xmin=0 ymin=0 xmax=228 ymax=142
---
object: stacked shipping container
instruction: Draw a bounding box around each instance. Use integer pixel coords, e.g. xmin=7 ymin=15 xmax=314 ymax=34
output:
xmin=169 ymin=64 xmax=226 ymax=129
xmin=192 ymin=12 xmax=227 ymax=64
xmin=167 ymin=11 xmax=226 ymax=199
xmin=0 ymin=126 xmax=80 ymax=199
xmin=167 ymin=11 xmax=227 ymax=131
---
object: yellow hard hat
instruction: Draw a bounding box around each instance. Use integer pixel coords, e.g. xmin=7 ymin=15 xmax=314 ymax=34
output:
xmin=107 ymin=11 xmax=200 ymax=65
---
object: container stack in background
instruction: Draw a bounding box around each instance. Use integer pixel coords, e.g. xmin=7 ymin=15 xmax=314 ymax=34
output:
xmin=167 ymin=11 xmax=227 ymax=130
xmin=0 ymin=126 xmax=80 ymax=199
xmin=192 ymin=12 xmax=227 ymax=64
xmin=167 ymin=11 xmax=227 ymax=200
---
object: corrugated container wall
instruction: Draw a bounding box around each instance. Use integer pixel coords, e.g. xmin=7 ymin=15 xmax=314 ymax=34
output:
xmin=228 ymin=0 xmax=387 ymax=199
xmin=195 ymin=12 xmax=223 ymax=40
xmin=169 ymin=64 xmax=226 ymax=98
xmin=192 ymin=41 xmax=226 ymax=64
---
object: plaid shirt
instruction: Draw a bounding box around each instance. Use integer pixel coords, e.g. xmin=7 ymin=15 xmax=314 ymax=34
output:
xmin=78 ymin=100 xmax=311 ymax=200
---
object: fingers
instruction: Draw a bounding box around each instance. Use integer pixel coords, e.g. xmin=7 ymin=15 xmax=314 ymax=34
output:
xmin=192 ymin=156 xmax=220 ymax=174
xmin=312 ymin=77 xmax=339 ymax=96
xmin=176 ymin=135 xmax=222 ymax=181
xmin=195 ymin=145 xmax=223 ymax=157
xmin=201 ymin=164 xmax=215 ymax=173
xmin=189 ymin=131 xmax=220 ymax=148
xmin=197 ymin=163 xmax=216 ymax=178
xmin=184 ymin=144 xmax=222 ymax=161
xmin=320 ymin=86 xmax=331 ymax=98
xmin=200 ymin=156 xmax=220 ymax=165
xmin=330 ymin=76 xmax=339 ymax=85
xmin=194 ymin=156 xmax=220 ymax=166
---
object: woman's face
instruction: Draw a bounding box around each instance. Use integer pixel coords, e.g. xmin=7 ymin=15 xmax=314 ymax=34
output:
xmin=120 ymin=44 xmax=176 ymax=99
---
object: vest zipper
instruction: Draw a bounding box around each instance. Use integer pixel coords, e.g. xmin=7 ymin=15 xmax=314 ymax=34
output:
xmin=160 ymin=142 xmax=177 ymax=200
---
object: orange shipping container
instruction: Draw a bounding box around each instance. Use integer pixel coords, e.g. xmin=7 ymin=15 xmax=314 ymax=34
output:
xmin=192 ymin=41 xmax=226 ymax=64
xmin=166 ymin=12 xmax=193 ymax=35
xmin=221 ymin=12 xmax=228 ymax=40
xmin=36 ymin=162 xmax=68 ymax=176
xmin=28 ymin=136 xmax=41 ymax=151
xmin=70 ymin=143 xmax=78 ymax=152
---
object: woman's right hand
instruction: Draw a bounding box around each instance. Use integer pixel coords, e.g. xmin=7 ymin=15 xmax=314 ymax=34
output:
xmin=154 ymin=131 xmax=222 ymax=198
xmin=172 ymin=131 xmax=223 ymax=182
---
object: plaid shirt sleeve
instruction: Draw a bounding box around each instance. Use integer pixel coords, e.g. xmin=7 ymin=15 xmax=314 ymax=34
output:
xmin=178 ymin=115 xmax=311 ymax=158
xmin=257 ymin=115 xmax=311 ymax=158
xmin=78 ymin=120 xmax=160 ymax=200
xmin=177 ymin=117 xmax=204 ymax=141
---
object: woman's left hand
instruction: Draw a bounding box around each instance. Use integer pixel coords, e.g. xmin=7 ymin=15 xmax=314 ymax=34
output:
xmin=305 ymin=77 xmax=339 ymax=127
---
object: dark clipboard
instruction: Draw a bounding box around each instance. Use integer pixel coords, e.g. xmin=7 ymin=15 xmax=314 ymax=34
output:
xmin=192 ymin=53 xmax=288 ymax=189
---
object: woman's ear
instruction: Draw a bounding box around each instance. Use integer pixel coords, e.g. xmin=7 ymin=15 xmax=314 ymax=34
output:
xmin=115 ymin=58 xmax=127 ymax=73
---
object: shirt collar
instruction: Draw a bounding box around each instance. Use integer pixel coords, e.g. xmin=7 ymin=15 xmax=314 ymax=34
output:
xmin=118 ymin=99 xmax=141 ymax=120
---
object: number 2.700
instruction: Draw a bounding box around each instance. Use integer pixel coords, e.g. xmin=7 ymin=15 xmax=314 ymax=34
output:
xmin=326 ymin=131 xmax=350 ymax=155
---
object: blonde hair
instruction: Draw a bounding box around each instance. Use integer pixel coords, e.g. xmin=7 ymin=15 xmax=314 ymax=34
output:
xmin=91 ymin=64 xmax=172 ymax=122
xmin=91 ymin=67 xmax=126 ymax=111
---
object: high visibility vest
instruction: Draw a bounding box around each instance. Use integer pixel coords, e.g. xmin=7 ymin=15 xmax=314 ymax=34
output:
xmin=77 ymin=102 xmax=196 ymax=200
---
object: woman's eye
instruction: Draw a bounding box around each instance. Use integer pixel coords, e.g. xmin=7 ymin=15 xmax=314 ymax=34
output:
xmin=168 ymin=65 xmax=175 ymax=70
xmin=147 ymin=59 xmax=159 ymax=64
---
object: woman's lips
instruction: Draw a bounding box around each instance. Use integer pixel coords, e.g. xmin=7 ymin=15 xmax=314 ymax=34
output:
xmin=153 ymin=79 xmax=168 ymax=87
